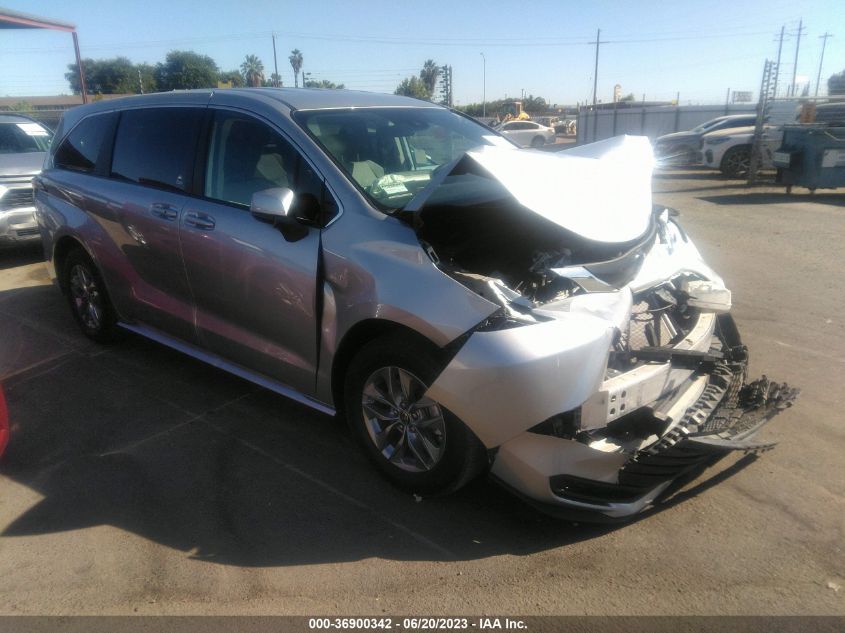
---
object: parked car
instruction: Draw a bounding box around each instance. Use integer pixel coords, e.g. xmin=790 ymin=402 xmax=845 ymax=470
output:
xmin=700 ymin=125 xmax=784 ymax=177
xmin=35 ymin=89 xmax=796 ymax=521
xmin=497 ymin=120 xmax=556 ymax=147
xmin=0 ymin=114 xmax=53 ymax=247
xmin=654 ymin=114 xmax=757 ymax=166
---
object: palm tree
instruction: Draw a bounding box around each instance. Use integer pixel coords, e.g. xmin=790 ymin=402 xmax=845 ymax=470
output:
xmin=419 ymin=59 xmax=440 ymax=97
xmin=240 ymin=54 xmax=265 ymax=87
xmin=289 ymin=49 xmax=303 ymax=88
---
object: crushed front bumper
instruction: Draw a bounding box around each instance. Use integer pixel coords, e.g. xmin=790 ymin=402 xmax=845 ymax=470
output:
xmin=488 ymin=314 xmax=799 ymax=521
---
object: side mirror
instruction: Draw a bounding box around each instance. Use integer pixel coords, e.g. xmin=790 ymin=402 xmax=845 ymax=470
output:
xmin=250 ymin=187 xmax=296 ymax=223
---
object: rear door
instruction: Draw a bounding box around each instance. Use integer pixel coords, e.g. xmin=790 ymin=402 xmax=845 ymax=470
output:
xmin=178 ymin=108 xmax=330 ymax=394
xmin=102 ymin=106 xmax=205 ymax=342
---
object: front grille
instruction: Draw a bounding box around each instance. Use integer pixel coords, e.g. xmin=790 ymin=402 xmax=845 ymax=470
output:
xmin=15 ymin=227 xmax=39 ymax=237
xmin=1 ymin=187 xmax=34 ymax=209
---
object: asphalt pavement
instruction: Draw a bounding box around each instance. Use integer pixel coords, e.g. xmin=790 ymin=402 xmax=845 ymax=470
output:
xmin=0 ymin=170 xmax=842 ymax=615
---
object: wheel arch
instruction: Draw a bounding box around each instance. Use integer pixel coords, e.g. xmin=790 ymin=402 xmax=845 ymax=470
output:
xmin=330 ymin=318 xmax=444 ymax=415
xmin=53 ymin=234 xmax=91 ymax=295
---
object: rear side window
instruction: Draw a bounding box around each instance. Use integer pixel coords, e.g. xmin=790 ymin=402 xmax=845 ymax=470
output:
xmin=111 ymin=108 xmax=203 ymax=191
xmin=54 ymin=114 xmax=112 ymax=173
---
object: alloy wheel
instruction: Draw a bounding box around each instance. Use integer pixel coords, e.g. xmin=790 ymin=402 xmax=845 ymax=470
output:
xmin=360 ymin=366 xmax=446 ymax=473
xmin=69 ymin=264 xmax=103 ymax=331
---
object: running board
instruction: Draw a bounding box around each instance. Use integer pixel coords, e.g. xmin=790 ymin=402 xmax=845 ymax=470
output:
xmin=118 ymin=322 xmax=336 ymax=417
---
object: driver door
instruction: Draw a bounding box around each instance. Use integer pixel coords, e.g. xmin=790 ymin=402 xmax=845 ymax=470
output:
xmin=179 ymin=109 xmax=326 ymax=395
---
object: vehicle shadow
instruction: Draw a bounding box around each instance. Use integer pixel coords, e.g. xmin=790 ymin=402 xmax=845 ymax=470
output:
xmin=0 ymin=244 xmax=44 ymax=271
xmin=0 ymin=284 xmax=757 ymax=567
xmin=699 ymin=192 xmax=845 ymax=207
xmin=653 ymin=168 xmax=725 ymax=181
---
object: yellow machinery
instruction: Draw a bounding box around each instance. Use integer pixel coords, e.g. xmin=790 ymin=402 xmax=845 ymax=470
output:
xmin=499 ymin=100 xmax=530 ymax=123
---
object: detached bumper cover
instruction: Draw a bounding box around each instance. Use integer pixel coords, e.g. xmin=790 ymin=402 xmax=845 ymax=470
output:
xmin=487 ymin=315 xmax=798 ymax=521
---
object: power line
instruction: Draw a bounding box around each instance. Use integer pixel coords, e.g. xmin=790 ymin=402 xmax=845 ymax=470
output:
xmin=3 ymin=25 xmax=785 ymax=55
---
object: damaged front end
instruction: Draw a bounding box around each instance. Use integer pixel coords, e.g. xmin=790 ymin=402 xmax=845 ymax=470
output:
xmin=403 ymin=137 xmax=798 ymax=521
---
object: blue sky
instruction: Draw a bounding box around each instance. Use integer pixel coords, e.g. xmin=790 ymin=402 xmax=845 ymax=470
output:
xmin=2 ymin=0 xmax=842 ymax=105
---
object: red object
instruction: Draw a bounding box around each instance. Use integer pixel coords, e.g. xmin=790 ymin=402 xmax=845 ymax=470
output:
xmin=0 ymin=385 xmax=8 ymax=458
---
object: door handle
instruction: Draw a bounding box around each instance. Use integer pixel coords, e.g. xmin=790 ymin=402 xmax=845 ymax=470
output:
xmin=150 ymin=202 xmax=179 ymax=221
xmin=184 ymin=211 xmax=216 ymax=230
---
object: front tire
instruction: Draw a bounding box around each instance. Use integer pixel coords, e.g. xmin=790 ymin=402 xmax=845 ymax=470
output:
xmin=63 ymin=248 xmax=121 ymax=343
xmin=720 ymin=145 xmax=751 ymax=177
xmin=530 ymin=135 xmax=545 ymax=148
xmin=344 ymin=333 xmax=487 ymax=494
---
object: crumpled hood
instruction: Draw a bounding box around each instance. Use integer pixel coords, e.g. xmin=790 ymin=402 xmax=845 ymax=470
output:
xmin=0 ymin=152 xmax=45 ymax=178
xmin=407 ymin=135 xmax=654 ymax=244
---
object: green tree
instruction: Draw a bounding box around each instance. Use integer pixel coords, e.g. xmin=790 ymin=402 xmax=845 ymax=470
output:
xmin=289 ymin=49 xmax=303 ymax=88
xmin=240 ymin=54 xmax=265 ymax=87
xmin=522 ymin=94 xmax=548 ymax=113
xmin=619 ymin=93 xmax=636 ymax=102
xmin=420 ymin=59 xmax=440 ymax=95
xmin=829 ymin=70 xmax=845 ymax=95
xmin=219 ymin=70 xmax=245 ymax=88
xmin=136 ymin=63 xmax=158 ymax=93
xmin=304 ymin=79 xmax=345 ymax=89
xmin=395 ymin=76 xmax=430 ymax=99
xmin=65 ymin=57 xmax=138 ymax=94
xmin=154 ymin=50 xmax=219 ymax=91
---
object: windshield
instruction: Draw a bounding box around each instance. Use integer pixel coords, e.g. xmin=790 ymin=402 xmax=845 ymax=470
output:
xmin=294 ymin=107 xmax=511 ymax=210
xmin=691 ymin=118 xmax=724 ymax=134
xmin=0 ymin=121 xmax=53 ymax=153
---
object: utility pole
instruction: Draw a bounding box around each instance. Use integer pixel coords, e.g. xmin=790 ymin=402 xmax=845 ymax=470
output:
xmin=272 ymin=33 xmax=280 ymax=87
xmin=589 ymin=28 xmax=608 ymax=107
xmin=138 ymin=69 xmax=144 ymax=94
xmin=589 ymin=28 xmax=608 ymax=143
xmin=480 ymin=53 xmax=486 ymax=117
xmin=815 ymin=32 xmax=833 ymax=96
xmin=773 ymin=25 xmax=785 ymax=98
xmin=790 ymin=19 xmax=805 ymax=96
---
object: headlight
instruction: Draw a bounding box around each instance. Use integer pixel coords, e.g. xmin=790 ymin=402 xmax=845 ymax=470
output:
xmin=705 ymin=137 xmax=731 ymax=146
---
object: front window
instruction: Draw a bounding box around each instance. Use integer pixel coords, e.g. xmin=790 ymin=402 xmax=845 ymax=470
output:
xmin=294 ymin=107 xmax=509 ymax=209
xmin=0 ymin=121 xmax=53 ymax=154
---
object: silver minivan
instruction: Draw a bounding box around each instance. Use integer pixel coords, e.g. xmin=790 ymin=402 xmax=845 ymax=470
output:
xmin=35 ymin=89 xmax=796 ymax=520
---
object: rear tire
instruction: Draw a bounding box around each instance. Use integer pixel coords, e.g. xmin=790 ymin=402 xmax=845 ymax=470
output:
xmin=719 ymin=145 xmax=751 ymax=178
xmin=344 ymin=333 xmax=487 ymax=495
xmin=62 ymin=248 xmax=122 ymax=343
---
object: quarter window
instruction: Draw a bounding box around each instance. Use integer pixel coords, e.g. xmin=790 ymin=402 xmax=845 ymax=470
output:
xmin=54 ymin=114 xmax=112 ymax=173
xmin=111 ymin=108 xmax=203 ymax=191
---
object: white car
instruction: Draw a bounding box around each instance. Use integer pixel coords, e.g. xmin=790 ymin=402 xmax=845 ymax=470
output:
xmin=701 ymin=125 xmax=783 ymax=177
xmin=497 ymin=120 xmax=556 ymax=148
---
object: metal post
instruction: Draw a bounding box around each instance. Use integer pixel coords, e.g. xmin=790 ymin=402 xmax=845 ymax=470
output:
xmin=673 ymin=92 xmax=680 ymax=132
xmin=748 ymin=60 xmax=773 ymax=184
xmin=480 ymin=53 xmax=486 ymax=117
xmin=725 ymin=87 xmax=731 ymax=114
xmin=272 ymin=34 xmax=280 ymax=87
xmin=815 ymin=33 xmax=833 ymax=96
xmin=72 ymin=30 xmax=87 ymax=104
xmin=138 ymin=69 xmax=144 ymax=94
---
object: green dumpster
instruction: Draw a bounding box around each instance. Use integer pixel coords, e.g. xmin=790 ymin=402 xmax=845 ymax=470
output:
xmin=773 ymin=125 xmax=845 ymax=193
